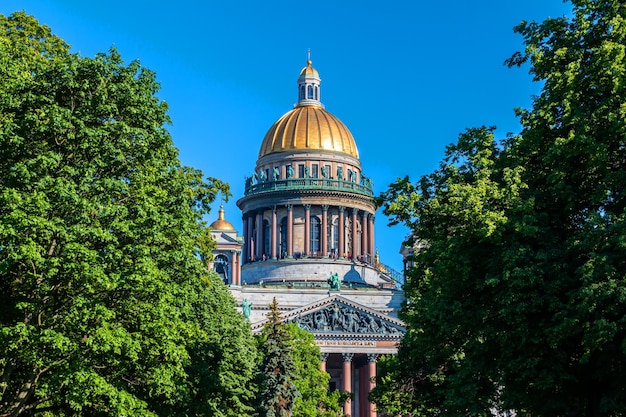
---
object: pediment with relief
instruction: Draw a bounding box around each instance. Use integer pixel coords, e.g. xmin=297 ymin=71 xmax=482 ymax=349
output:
xmin=292 ymin=304 xmax=404 ymax=335
xmin=272 ymin=295 xmax=405 ymax=337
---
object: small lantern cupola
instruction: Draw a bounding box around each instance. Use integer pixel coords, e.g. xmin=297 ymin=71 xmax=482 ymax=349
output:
xmin=296 ymin=49 xmax=323 ymax=108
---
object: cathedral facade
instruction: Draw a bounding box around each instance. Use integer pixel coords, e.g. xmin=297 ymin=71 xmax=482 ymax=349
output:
xmin=209 ymin=58 xmax=404 ymax=417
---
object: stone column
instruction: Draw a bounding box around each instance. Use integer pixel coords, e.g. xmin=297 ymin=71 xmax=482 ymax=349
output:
xmin=236 ymin=251 xmax=241 ymax=285
xmin=287 ymin=204 xmax=293 ymax=258
xmin=338 ymin=206 xmax=345 ymax=259
xmin=242 ymin=215 xmax=248 ymax=263
xmin=321 ymin=205 xmax=329 ymax=258
xmin=230 ymin=250 xmax=238 ymax=285
xmin=351 ymin=209 xmax=358 ymax=258
xmin=247 ymin=215 xmax=255 ymax=262
xmin=369 ymin=215 xmax=375 ymax=263
xmin=367 ymin=354 xmax=379 ymax=417
xmin=256 ymin=211 xmax=263 ymax=260
xmin=271 ymin=206 xmax=277 ymax=260
xmin=320 ymin=353 xmax=329 ymax=372
xmin=342 ymin=353 xmax=354 ymax=416
xmin=362 ymin=212 xmax=369 ymax=262
xmin=304 ymin=204 xmax=311 ymax=256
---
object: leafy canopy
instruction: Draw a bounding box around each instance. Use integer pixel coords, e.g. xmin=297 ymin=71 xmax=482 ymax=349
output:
xmin=0 ymin=11 xmax=257 ymax=417
xmin=286 ymin=323 xmax=346 ymax=417
xmin=258 ymin=298 xmax=299 ymax=417
xmin=373 ymin=1 xmax=626 ymax=416
xmin=256 ymin=302 xmax=346 ymax=417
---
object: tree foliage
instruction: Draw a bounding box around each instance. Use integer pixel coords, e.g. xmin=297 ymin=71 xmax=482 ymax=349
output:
xmin=258 ymin=298 xmax=299 ymax=417
xmin=256 ymin=308 xmax=345 ymax=417
xmin=0 ymin=12 xmax=254 ymax=416
xmin=373 ymin=1 xmax=626 ymax=416
xmin=174 ymin=272 xmax=259 ymax=417
xmin=285 ymin=323 xmax=345 ymax=417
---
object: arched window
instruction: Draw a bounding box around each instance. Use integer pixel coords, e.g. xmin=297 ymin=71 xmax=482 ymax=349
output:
xmin=314 ymin=85 xmax=319 ymax=100
xmin=307 ymin=85 xmax=314 ymax=99
xmin=263 ymin=219 xmax=270 ymax=258
xmin=299 ymin=85 xmax=305 ymax=100
xmin=280 ymin=217 xmax=288 ymax=258
xmin=310 ymin=217 xmax=321 ymax=256
xmin=214 ymin=254 xmax=229 ymax=284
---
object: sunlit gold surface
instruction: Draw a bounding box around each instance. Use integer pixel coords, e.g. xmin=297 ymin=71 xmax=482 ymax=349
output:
xmin=299 ymin=59 xmax=319 ymax=78
xmin=210 ymin=206 xmax=235 ymax=231
xmin=258 ymin=105 xmax=359 ymax=158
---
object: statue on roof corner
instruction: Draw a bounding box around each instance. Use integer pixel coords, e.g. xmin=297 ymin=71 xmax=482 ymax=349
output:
xmin=242 ymin=298 xmax=252 ymax=321
xmin=328 ymin=272 xmax=341 ymax=291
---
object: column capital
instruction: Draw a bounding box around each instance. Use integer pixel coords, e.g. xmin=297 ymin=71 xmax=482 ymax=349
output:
xmin=304 ymin=204 xmax=311 ymax=210
xmin=320 ymin=353 xmax=329 ymax=362
xmin=322 ymin=204 xmax=329 ymax=211
xmin=351 ymin=208 xmax=359 ymax=215
xmin=286 ymin=204 xmax=293 ymax=211
xmin=272 ymin=205 xmax=277 ymax=213
xmin=367 ymin=353 xmax=380 ymax=363
xmin=342 ymin=353 xmax=354 ymax=363
xmin=338 ymin=206 xmax=345 ymax=213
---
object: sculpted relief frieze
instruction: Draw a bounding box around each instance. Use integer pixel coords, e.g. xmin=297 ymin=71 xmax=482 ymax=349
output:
xmin=291 ymin=302 xmax=403 ymax=335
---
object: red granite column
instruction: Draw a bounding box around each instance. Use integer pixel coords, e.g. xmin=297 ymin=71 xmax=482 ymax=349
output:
xmin=321 ymin=205 xmax=329 ymax=258
xmin=241 ymin=215 xmax=248 ymax=264
xmin=369 ymin=215 xmax=375 ymax=263
xmin=234 ymin=251 xmax=240 ymax=285
xmin=320 ymin=353 xmax=329 ymax=372
xmin=304 ymin=204 xmax=310 ymax=256
xmin=287 ymin=204 xmax=293 ymax=258
xmin=230 ymin=250 xmax=238 ymax=285
xmin=338 ymin=206 xmax=345 ymax=259
xmin=342 ymin=353 xmax=353 ymax=416
xmin=247 ymin=215 xmax=255 ymax=262
xmin=256 ymin=211 xmax=263 ymax=260
xmin=351 ymin=209 xmax=358 ymax=258
xmin=271 ymin=206 xmax=277 ymax=260
xmin=367 ymin=354 xmax=379 ymax=417
xmin=362 ymin=212 xmax=369 ymax=262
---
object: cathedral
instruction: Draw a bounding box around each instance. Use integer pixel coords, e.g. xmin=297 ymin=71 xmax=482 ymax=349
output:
xmin=209 ymin=58 xmax=405 ymax=417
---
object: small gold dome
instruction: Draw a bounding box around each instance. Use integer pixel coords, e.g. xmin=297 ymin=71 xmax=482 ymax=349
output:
xmin=210 ymin=205 xmax=235 ymax=231
xmin=299 ymin=60 xmax=319 ymax=78
xmin=258 ymin=105 xmax=359 ymax=158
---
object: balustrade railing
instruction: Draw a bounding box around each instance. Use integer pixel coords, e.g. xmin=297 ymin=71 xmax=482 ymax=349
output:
xmin=244 ymin=177 xmax=374 ymax=197
xmin=376 ymin=261 xmax=404 ymax=288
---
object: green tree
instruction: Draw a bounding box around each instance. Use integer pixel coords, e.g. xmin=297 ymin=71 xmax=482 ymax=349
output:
xmin=0 ymin=12 xmax=252 ymax=416
xmin=373 ymin=1 xmax=626 ymax=416
xmin=373 ymin=127 xmax=521 ymax=416
xmin=285 ymin=323 xmax=345 ymax=417
xmin=183 ymin=271 xmax=259 ymax=417
xmin=258 ymin=298 xmax=298 ymax=417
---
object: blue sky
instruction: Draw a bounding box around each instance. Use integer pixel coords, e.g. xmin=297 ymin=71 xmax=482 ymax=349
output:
xmin=2 ymin=0 xmax=573 ymax=273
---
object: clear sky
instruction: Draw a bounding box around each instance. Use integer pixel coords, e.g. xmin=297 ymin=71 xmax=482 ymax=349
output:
xmin=1 ymin=0 xmax=573 ymax=273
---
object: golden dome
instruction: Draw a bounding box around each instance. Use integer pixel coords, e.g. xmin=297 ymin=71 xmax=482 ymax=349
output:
xmin=258 ymin=105 xmax=359 ymax=158
xmin=299 ymin=60 xmax=319 ymax=78
xmin=209 ymin=205 xmax=235 ymax=231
